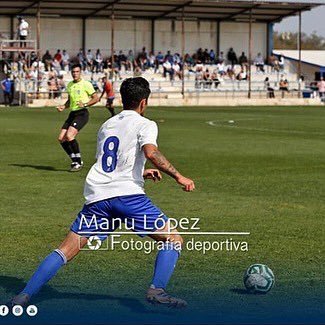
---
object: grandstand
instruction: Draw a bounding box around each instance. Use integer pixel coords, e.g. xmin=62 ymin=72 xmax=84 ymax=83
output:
xmin=0 ymin=0 xmax=323 ymax=106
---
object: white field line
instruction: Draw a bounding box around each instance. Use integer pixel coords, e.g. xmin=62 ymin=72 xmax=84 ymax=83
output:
xmin=206 ymin=120 xmax=325 ymax=136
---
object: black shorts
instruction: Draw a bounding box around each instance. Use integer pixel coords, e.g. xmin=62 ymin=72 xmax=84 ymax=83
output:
xmin=62 ymin=109 xmax=89 ymax=131
xmin=106 ymin=97 xmax=114 ymax=106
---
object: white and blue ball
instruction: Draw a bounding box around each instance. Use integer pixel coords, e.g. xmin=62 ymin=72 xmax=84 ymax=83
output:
xmin=244 ymin=264 xmax=275 ymax=294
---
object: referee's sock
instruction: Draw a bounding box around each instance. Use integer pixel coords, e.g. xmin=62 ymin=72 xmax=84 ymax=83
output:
xmin=60 ymin=141 xmax=73 ymax=161
xmin=21 ymin=249 xmax=67 ymax=297
xmin=69 ymin=139 xmax=82 ymax=164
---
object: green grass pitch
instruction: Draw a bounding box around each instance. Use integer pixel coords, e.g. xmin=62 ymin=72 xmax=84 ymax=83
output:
xmin=0 ymin=105 xmax=324 ymax=324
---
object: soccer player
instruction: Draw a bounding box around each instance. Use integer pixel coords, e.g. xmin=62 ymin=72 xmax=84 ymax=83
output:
xmin=99 ymin=76 xmax=115 ymax=117
xmin=57 ymin=63 xmax=99 ymax=172
xmin=12 ymin=77 xmax=195 ymax=308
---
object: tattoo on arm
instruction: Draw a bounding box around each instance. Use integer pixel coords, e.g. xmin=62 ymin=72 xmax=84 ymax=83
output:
xmin=149 ymin=150 xmax=179 ymax=179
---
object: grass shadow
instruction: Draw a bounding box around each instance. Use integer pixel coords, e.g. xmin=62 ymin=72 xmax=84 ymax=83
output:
xmin=0 ymin=275 xmax=168 ymax=316
xmin=9 ymin=164 xmax=68 ymax=172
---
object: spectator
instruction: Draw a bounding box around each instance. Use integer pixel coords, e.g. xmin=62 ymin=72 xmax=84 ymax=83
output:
xmin=238 ymin=52 xmax=248 ymax=68
xmin=203 ymin=49 xmax=210 ymax=64
xmin=42 ymin=50 xmax=53 ymax=71
xmin=1 ymin=74 xmax=13 ymax=106
xmin=133 ymin=66 xmax=142 ymax=77
xmin=126 ymin=50 xmax=134 ymax=71
xmin=278 ymin=55 xmax=285 ymax=71
xmin=86 ymin=49 xmax=94 ymax=72
xmin=90 ymin=76 xmax=99 ymax=92
xmin=117 ymin=50 xmax=127 ymax=71
xmin=17 ymin=16 xmax=29 ymax=47
xmin=209 ymin=49 xmax=216 ymax=64
xmin=52 ymin=59 xmax=61 ymax=75
xmin=148 ymin=52 xmax=156 ymax=70
xmin=268 ymin=54 xmax=279 ymax=72
xmin=163 ymin=60 xmax=174 ymax=80
xmin=236 ymin=68 xmax=247 ymax=81
xmin=217 ymin=51 xmax=225 ymax=64
xmin=155 ymin=51 xmax=164 ymax=72
xmin=203 ymin=68 xmax=212 ymax=88
xmin=227 ymin=47 xmax=238 ymax=66
xmin=54 ymin=50 xmax=62 ymax=65
xmin=217 ymin=61 xmax=226 ymax=76
xmin=172 ymin=61 xmax=182 ymax=80
xmin=57 ymin=75 xmax=65 ymax=98
xmin=47 ymin=74 xmax=59 ymax=99
xmin=164 ymin=50 xmax=173 ymax=63
xmin=264 ymin=77 xmax=275 ymax=98
xmin=62 ymin=50 xmax=70 ymax=71
xmin=30 ymin=51 xmax=38 ymax=66
xmin=94 ymin=49 xmax=103 ymax=73
xmin=254 ymin=53 xmax=265 ymax=73
xmin=211 ymin=70 xmax=220 ymax=89
xmin=317 ymin=77 xmax=325 ymax=99
xmin=77 ymin=49 xmax=86 ymax=70
xmin=279 ymin=78 xmax=289 ymax=97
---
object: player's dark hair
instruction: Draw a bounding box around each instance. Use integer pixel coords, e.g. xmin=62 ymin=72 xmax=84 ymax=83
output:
xmin=120 ymin=77 xmax=151 ymax=110
xmin=71 ymin=63 xmax=82 ymax=71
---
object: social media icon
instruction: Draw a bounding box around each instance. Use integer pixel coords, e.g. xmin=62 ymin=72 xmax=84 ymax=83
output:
xmin=0 ymin=305 xmax=9 ymax=316
xmin=26 ymin=305 xmax=38 ymax=317
xmin=12 ymin=305 xmax=23 ymax=316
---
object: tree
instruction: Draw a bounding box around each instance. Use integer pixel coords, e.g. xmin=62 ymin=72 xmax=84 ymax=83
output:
xmin=273 ymin=31 xmax=325 ymax=50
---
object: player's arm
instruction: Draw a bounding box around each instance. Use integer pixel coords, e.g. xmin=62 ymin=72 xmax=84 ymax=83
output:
xmin=85 ymin=92 xmax=99 ymax=107
xmin=57 ymin=96 xmax=70 ymax=112
xmin=143 ymin=144 xmax=195 ymax=192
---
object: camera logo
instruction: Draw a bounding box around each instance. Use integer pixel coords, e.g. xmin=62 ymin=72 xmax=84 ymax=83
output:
xmin=87 ymin=236 xmax=102 ymax=250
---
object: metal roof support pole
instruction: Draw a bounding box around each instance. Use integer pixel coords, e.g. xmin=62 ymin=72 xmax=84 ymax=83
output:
xmin=181 ymin=6 xmax=185 ymax=99
xmin=151 ymin=19 xmax=155 ymax=53
xmin=298 ymin=10 xmax=302 ymax=98
xmin=248 ymin=9 xmax=252 ymax=99
xmin=36 ymin=1 xmax=41 ymax=99
xmin=10 ymin=15 xmax=15 ymax=39
xmin=216 ymin=20 xmax=220 ymax=56
xmin=111 ymin=3 xmax=115 ymax=80
xmin=82 ymin=17 xmax=86 ymax=54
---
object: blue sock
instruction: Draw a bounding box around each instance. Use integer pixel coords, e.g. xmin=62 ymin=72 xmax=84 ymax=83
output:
xmin=151 ymin=243 xmax=180 ymax=289
xmin=22 ymin=249 xmax=67 ymax=297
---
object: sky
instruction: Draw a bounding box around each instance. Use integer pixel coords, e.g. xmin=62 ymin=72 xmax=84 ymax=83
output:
xmin=274 ymin=4 xmax=325 ymax=36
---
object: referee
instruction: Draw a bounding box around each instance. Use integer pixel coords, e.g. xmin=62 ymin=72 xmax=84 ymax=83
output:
xmin=57 ymin=63 xmax=99 ymax=172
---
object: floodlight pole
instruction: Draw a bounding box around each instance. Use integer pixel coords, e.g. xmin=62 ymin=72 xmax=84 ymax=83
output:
xmin=181 ymin=7 xmax=185 ymax=99
xmin=36 ymin=1 xmax=41 ymax=99
xmin=111 ymin=4 xmax=115 ymax=80
xmin=298 ymin=10 xmax=302 ymax=98
xmin=248 ymin=9 xmax=252 ymax=99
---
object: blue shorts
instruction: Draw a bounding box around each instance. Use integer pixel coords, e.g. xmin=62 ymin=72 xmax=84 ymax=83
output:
xmin=70 ymin=194 xmax=168 ymax=241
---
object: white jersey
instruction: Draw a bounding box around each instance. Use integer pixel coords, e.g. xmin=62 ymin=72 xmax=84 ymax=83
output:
xmin=19 ymin=20 xmax=29 ymax=36
xmin=84 ymin=110 xmax=158 ymax=204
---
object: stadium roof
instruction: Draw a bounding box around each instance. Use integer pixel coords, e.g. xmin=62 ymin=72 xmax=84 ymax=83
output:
xmin=0 ymin=0 xmax=323 ymax=22
xmin=273 ymin=50 xmax=325 ymax=67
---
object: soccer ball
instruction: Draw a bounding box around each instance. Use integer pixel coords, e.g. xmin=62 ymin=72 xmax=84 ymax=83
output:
xmin=244 ymin=264 xmax=275 ymax=294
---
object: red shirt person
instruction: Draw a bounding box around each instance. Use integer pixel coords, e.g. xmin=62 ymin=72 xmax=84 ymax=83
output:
xmin=99 ymin=77 xmax=115 ymax=117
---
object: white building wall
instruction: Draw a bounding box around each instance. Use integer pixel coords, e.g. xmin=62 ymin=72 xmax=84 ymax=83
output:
xmin=0 ymin=17 xmax=268 ymax=59
xmin=220 ymin=22 xmax=267 ymax=60
xmin=26 ymin=17 xmax=82 ymax=54
xmin=155 ymin=20 xmax=217 ymax=54
xmin=85 ymin=19 xmax=151 ymax=57
xmin=0 ymin=17 xmax=11 ymax=38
